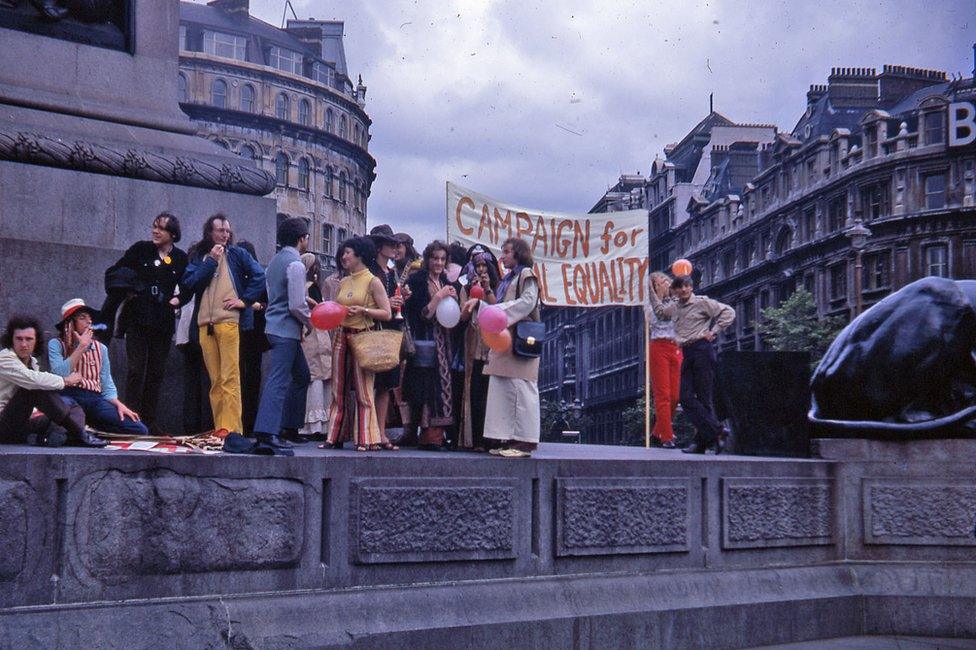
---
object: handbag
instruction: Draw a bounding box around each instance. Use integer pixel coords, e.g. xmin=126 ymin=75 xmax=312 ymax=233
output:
xmin=400 ymin=320 xmax=416 ymax=358
xmin=413 ymin=340 xmax=437 ymax=368
xmin=512 ymin=321 xmax=546 ymax=358
xmin=348 ymin=327 xmax=403 ymax=372
xmin=343 ymin=275 xmax=402 ymax=373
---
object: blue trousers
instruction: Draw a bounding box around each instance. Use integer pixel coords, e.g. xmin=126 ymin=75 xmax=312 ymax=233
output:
xmin=254 ymin=334 xmax=310 ymax=436
xmin=679 ymin=339 xmax=723 ymax=444
xmin=61 ymin=387 xmax=149 ymax=435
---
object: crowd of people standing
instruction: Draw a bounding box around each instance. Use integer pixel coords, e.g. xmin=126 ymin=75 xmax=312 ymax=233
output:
xmin=0 ymin=212 xmax=546 ymax=457
xmin=0 ymin=210 xmax=735 ymax=458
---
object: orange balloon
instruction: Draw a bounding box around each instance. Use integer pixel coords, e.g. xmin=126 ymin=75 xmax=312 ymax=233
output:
xmin=481 ymin=329 xmax=512 ymax=352
xmin=671 ymin=258 xmax=693 ymax=277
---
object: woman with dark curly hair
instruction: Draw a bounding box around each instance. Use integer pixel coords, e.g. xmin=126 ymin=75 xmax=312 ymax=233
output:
xmin=403 ymin=240 xmax=458 ymax=450
xmin=321 ymin=236 xmax=393 ymax=451
xmin=457 ymin=244 xmax=500 ymax=451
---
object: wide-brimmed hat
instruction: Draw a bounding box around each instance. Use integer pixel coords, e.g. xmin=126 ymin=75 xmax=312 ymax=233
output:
xmin=394 ymin=232 xmax=414 ymax=245
xmin=369 ymin=224 xmax=399 ymax=246
xmin=56 ymin=298 xmax=99 ymax=330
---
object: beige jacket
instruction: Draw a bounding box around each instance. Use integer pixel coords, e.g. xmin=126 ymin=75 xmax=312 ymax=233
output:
xmin=483 ymin=267 xmax=541 ymax=381
xmin=0 ymin=348 xmax=64 ymax=413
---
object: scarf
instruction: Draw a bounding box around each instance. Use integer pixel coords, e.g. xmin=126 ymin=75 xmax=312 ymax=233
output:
xmin=495 ymin=265 xmax=524 ymax=301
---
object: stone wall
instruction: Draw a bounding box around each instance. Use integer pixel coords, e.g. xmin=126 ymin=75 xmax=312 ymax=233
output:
xmin=0 ymin=441 xmax=974 ymax=647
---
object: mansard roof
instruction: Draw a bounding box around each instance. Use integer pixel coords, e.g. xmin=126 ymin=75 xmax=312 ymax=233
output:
xmin=180 ymin=2 xmax=346 ymax=74
xmin=667 ymin=111 xmax=735 ymax=183
xmin=790 ymin=93 xmax=866 ymax=145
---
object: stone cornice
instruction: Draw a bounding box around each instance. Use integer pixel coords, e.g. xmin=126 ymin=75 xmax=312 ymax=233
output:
xmin=0 ymin=128 xmax=276 ymax=196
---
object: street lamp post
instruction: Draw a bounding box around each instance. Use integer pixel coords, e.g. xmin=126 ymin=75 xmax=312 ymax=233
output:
xmin=844 ymin=212 xmax=872 ymax=318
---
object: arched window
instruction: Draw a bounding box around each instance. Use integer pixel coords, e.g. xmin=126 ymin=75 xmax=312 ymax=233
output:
xmin=339 ymin=114 xmax=347 ymax=139
xmin=354 ymin=123 xmax=360 ymax=145
xmin=275 ymin=152 xmax=289 ymax=186
xmin=298 ymin=157 xmax=310 ymax=190
xmin=325 ymin=108 xmax=334 ymax=133
xmin=240 ymin=84 xmax=255 ymax=113
xmin=324 ymin=166 xmax=333 ymax=198
xmin=361 ymin=126 xmax=368 ymax=148
xmin=338 ymin=170 xmax=347 ymax=203
xmin=298 ymin=99 xmax=310 ymax=126
xmin=211 ymin=78 xmax=227 ymax=108
xmin=239 ymin=145 xmax=256 ymax=160
xmin=275 ymin=92 xmax=289 ymax=120
xmin=773 ymin=227 xmax=792 ymax=256
xmin=178 ymin=73 xmax=188 ymax=103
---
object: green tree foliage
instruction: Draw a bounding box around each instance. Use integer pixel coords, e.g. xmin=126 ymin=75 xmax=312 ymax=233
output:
xmin=540 ymin=399 xmax=592 ymax=443
xmin=758 ymin=289 xmax=845 ymax=365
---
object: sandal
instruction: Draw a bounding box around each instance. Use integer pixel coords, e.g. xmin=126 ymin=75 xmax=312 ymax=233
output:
xmin=379 ymin=442 xmax=400 ymax=451
xmin=355 ymin=445 xmax=369 ymax=452
xmin=318 ymin=441 xmax=338 ymax=449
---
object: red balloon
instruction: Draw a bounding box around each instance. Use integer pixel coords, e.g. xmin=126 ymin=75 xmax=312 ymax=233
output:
xmin=469 ymin=284 xmax=485 ymax=300
xmin=671 ymin=258 xmax=693 ymax=277
xmin=481 ymin=329 xmax=512 ymax=352
xmin=311 ymin=301 xmax=347 ymax=331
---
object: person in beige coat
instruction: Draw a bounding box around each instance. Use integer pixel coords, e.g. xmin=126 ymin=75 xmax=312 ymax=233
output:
xmin=299 ymin=253 xmax=333 ymax=439
xmin=465 ymin=238 xmax=541 ymax=458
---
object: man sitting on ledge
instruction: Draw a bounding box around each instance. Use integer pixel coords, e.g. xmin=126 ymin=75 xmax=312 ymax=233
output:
xmin=0 ymin=315 xmax=106 ymax=447
xmin=48 ymin=299 xmax=148 ymax=436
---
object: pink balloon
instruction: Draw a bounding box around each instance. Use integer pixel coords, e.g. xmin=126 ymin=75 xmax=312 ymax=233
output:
xmin=479 ymin=304 xmax=508 ymax=334
xmin=311 ymin=301 xmax=347 ymax=331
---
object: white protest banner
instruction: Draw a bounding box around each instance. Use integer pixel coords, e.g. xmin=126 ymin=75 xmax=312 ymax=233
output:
xmin=447 ymin=182 xmax=649 ymax=307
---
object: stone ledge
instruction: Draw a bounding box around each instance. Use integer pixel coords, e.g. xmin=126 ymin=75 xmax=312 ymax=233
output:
xmin=2 ymin=563 xmax=974 ymax=649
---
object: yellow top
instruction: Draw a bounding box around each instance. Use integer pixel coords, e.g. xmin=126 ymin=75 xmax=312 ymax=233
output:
xmin=337 ymin=268 xmax=377 ymax=330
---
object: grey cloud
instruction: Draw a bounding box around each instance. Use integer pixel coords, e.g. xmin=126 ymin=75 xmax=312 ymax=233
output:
xmin=246 ymin=0 xmax=974 ymax=247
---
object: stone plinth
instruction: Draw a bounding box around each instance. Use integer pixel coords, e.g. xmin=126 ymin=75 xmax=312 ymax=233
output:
xmin=0 ymin=442 xmax=974 ymax=648
xmin=0 ymin=0 xmax=276 ymax=424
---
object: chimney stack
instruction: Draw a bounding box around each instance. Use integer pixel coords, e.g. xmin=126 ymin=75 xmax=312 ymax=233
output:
xmin=878 ymin=64 xmax=948 ymax=108
xmin=826 ymin=67 xmax=878 ymax=108
xmin=807 ymin=84 xmax=827 ymax=107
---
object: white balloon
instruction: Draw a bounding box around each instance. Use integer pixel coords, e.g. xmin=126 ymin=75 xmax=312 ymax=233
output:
xmin=435 ymin=297 xmax=461 ymax=329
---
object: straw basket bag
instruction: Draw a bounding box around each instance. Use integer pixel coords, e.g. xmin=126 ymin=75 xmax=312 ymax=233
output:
xmin=348 ymin=327 xmax=403 ymax=372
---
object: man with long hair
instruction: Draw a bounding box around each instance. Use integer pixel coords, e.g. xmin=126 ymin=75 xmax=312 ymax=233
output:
xmin=472 ymin=237 xmax=542 ymax=458
xmin=0 ymin=315 xmax=105 ymax=447
xmin=180 ymin=214 xmax=265 ymax=434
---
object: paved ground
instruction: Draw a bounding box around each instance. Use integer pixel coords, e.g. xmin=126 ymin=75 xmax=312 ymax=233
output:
xmin=751 ymin=636 xmax=976 ymax=649
xmin=0 ymin=440 xmax=825 ymax=462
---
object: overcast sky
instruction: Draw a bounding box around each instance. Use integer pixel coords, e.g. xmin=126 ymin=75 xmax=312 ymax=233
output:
xmin=244 ymin=1 xmax=974 ymax=246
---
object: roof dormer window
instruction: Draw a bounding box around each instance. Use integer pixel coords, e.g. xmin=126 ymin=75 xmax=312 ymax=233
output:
xmin=203 ymin=30 xmax=246 ymax=61
xmin=269 ymin=46 xmax=303 ymax=75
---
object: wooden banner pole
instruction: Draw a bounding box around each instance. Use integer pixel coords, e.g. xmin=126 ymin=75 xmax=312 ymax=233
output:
xmin=644 ymin=310 xmax=651 ymax=448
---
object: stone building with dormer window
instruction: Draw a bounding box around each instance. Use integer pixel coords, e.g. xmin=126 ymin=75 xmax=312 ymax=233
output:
xmin=542 ymin=53 xmax=976 ymax=445
xmin=178 ymin=0 xmax=375 ymax=269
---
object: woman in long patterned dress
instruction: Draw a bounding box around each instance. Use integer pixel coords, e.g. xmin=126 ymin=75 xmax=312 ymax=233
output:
xmin=320 ymin=237 xmax=392 ymax=451
xmin=403 ymin=241 xmax=457 ymax=450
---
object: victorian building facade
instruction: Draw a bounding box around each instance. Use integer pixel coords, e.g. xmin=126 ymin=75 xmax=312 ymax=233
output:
xmin=177 ymin=0 xmax=375 ymax=268
xmin=542 ymin=54 xmax=976 ymax=445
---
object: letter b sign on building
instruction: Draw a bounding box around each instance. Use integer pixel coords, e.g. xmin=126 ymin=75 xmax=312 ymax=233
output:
xmin=949 ymin=102 xmax=976 ymax=148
